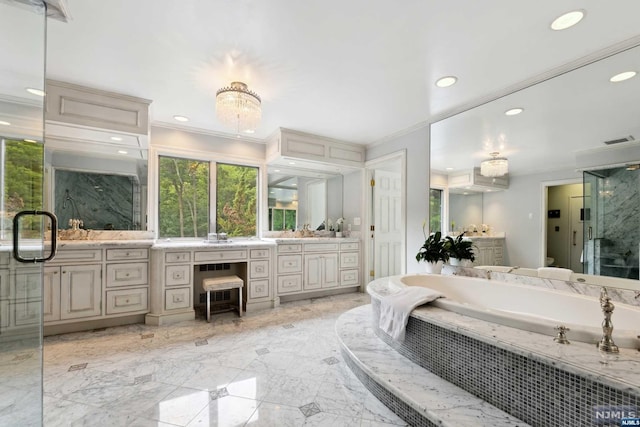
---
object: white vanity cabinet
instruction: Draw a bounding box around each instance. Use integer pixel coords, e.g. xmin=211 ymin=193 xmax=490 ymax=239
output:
xmin=42 ymin=243 xmax=151 ymax=335
xmin=471 ymin=238 xmax=505 ymax=266
xmin=147 ymin=242 xmax=276 ymax=326
xmin=275 ymin=239 xmax=361 ymax=298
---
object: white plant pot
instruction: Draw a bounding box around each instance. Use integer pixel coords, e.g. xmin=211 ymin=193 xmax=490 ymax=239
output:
xmin=424 ymin=261 xmax=443 ymax=274
xmin=449 ymin=258 xmax=473 ymax=267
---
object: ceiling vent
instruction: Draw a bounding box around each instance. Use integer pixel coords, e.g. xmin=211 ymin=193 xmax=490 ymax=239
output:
xmin=603 ymin=135 xmax=634 ymax=145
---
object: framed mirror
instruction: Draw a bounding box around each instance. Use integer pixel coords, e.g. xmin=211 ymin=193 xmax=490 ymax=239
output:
xmin=267 ymin=166 xmax=343 ymax=232
xmin=45 ymin=141 xmax=148 ymax=231
xmin=430 ymin=43 xmax=640 ymax=283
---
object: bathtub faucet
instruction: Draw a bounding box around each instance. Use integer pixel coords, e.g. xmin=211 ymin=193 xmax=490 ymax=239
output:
xmin=597 ymin=287 xmax=619 ymax=354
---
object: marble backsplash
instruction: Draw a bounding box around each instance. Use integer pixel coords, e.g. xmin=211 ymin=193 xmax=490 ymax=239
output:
xmin=52 ymin=229 xmax=154 ymax=241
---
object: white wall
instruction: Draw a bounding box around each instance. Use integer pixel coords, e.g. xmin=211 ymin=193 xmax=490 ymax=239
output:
xmin=366 ymin=126 xmax=430 ymax=273
xmin=483 ymin=169 xmax=581 ymax=268
xmin=342 ymin=170 xmax=363 ymax=234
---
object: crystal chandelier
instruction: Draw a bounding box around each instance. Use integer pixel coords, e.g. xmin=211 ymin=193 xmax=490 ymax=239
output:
xmin=215 ymin=81 xmax=261 ymax=134
xmin=480 ymin=152 xmax=509 ymax=177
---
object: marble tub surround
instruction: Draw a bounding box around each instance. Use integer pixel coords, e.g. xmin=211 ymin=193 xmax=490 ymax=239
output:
xmin=445 ymin=264 xmax=640 ymax=307
xmin=41 ymin=293 xmax=409 ymax=427
xmin=364 ymin=292 xmax=640 ymax=426
xmin=337 ymin=305 xmax=529 ymax=427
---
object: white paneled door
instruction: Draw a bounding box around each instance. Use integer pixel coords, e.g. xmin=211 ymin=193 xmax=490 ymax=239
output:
xmin=373 ymin=169 xmax=402 ymax=279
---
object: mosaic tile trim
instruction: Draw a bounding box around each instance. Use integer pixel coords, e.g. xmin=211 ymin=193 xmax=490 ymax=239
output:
xmin=194 ymin=339 xmax=208 ymax=347
xmin=141 ymin=333 xmax=154 ymax=340
xmin=341 ymin=348 xmax=436 ymax=427
xmin=322 ymin=356 xmax=340 ymax=365
xmin=282 ymin=324 xmax=295 ymax=329
xmin=68 ymin=363 xmax=87 ymax=372
xmin=299 ymin=402 xmax=321 ymax=417
xmin=371 ymin=301 xmax=639 ymax=427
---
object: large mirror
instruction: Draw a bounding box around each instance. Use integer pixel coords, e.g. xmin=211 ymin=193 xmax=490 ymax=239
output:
xmin=431 ymin=43 xmax=640 ymax=283
xmin=267 ymin=166 xmax=343 ymax=231
xmin=45 ymin=135 xmax=148 ymax=231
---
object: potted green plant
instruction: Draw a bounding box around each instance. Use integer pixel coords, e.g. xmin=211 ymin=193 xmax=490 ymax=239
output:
xmin=445 ymin=232 xmax=476 ymax=267
xmin=416 ymin=231 xmax=449 ymax=273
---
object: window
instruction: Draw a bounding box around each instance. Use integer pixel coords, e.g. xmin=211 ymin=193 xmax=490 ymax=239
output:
xmin=269 ymin=208 xmax=297 ymax=231
xmin=216 ymin=163 xmax=258 ymax=237
xmin=158 ymin=156 xmax=258 ymax=238
xmin=429 ymin=188 xmax=443 ymax=234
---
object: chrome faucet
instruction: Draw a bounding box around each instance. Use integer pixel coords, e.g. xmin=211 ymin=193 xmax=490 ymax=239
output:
xmin=597 ymin=287 xmax=619 ymax=354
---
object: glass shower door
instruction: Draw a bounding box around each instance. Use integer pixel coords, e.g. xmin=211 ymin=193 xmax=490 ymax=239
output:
xmin=0 ymin=2 xmax=47 ymax=425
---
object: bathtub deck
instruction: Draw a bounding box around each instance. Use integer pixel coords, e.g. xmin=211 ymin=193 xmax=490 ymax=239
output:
xmin=337 ymin=305 xmax=530 ymax=427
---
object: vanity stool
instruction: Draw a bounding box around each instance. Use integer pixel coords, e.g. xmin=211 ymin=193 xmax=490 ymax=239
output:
xmin=202 ymin=275 xmax=244 ymax=322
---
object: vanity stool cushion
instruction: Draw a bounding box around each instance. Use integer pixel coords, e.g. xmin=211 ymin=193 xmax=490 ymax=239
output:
xmin=202 ymin=275 xmax=244 ymax=322
xmin=202 ymin=275 xmax=243 ymax=291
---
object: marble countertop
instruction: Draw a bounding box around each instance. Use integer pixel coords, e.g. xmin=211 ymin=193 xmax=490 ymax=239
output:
xmin=262 ymin=237 xmax=359 ymax=243
xmin=151 ymin=239 xmax=276 ymax=249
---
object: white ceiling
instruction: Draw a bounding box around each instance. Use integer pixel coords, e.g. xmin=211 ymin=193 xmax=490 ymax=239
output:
xmin=2 ymin=1 xmax=640 ymax=148
xmin=37 ymin=1 xmax=640 ymax=144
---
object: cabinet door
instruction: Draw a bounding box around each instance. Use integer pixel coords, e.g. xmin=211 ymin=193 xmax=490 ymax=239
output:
xmin=60 ymin=264 xmax=102 ymax=320
xmin=304 ymin=254 xmax=322 ymax=290
xmin=321 ymin=253 xmax=339 ymax=288
xmin=43 ymin=266 xmax=61 ymax=322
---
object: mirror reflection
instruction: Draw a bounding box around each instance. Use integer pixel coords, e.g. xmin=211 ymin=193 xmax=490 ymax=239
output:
xmin=45 ymin=143 xmax=148 ymax=231
xmin=267 ymin=167 xmax=342 ymax=231
xmin=431 ymin=43 xmax=640 ymax=283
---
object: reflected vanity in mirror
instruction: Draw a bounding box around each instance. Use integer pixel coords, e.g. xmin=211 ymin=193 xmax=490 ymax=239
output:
xmin=431 ymin=42 xmax=640 ymax=285
xmin=267 ymin=166 xmax=343 ymax=232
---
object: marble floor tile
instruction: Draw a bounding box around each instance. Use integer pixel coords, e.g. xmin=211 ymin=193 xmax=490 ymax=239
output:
xmin=42 ymin=293 xmax=388 ymax=427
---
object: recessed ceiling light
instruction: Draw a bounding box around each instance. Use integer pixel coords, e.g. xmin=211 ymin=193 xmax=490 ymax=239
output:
xmin=505 ymin=108 xmax=524 ymax=116
xmin=274 ymin=169 xmax=280 ymax=172
xmin=173 ymin=115 xmax=189 ymax=122
xmin=110 ymin=136 xmax=123 ymax=141
xmin=0 ymin=120 xmax=10 ymax=126
xmin=288 ymin=162 xmax=296 ymax=165
xmin=26 ymin=87 xmax=45 ymax=97
xmin=609 ymin=71 xmax=637 ymax=83
xmin=118 ymin=150 xmax=128 ymax=154
xmin=445 ymin=167 xmax=454 ymax=171
xmin=244 ymin=129 xmax=255 ymax=134
xmin=23 ymin=139 xmax=37 ymax=143
xmin=435 ymin=76 xmax=457 ymax=88
xmin=550 ymin=10 xmax=585 ymax=31
xmin=292 ymin=183 xmax=297 ymax=186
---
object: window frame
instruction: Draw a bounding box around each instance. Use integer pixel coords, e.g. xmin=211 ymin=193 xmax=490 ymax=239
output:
xmin=150 ymin=146 xmax=264 ymax=240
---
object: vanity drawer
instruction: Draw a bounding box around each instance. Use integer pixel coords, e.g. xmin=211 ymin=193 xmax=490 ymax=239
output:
xmin=277 ymin=274 xmax=302 ymax=294
xmin=54 ymin=249 xmax=102 ymax=263
xmin=278 ymin=244 xmax=302 ymax=253
xmin=250 ymin=260 xmax=269 ymax=279
xmin=106 ymin=287 xmax=148 ymax=314
xmin=106 ymin=248 xmax=149 ymax=261
xmin=106 ymin=262 xmax=148 ymax=287
xmin=165 ymin=287 xmax=191 ymax=310
xmin=165 ymin=265 xmax=191 ymax=287
xmin=278 ymin=255 xmax=302 ymax=274
xmin=304 ymin=243 xmax=339 ymax=252
xmin=249 ymin=279 xmax=269 ymax=299
xmin=250 ymin=248 xmax=270 ymax=259
xmin=165 ymin=252 xmax=191 ymax=263
xmin=340 ymin=269 xmax=359 ymax=286
xmin=340 ymin=242 xmax=359 ymax=251
xmin=194 ymin=250 xmax=247 ymax=262
xmin=340 ymin=252 xmax=360 ymax=269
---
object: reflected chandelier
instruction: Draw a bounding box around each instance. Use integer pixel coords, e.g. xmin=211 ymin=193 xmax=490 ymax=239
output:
xmin=480 ymin=152 xmax=509 ymax=177
xmin=215 ymin=81 xmax=261 ymax=134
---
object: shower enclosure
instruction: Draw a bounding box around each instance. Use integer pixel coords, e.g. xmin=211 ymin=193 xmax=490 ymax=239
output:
xmin=583 ymin=167 xmax=640 ymax=279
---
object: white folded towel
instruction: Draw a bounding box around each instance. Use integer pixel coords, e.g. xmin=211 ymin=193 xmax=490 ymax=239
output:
xmin=537 ymin=267 xmax=573 ymax=281
xmin=379 ymin=286 xmax=443 ymax=341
